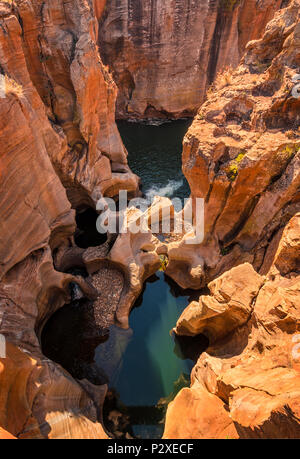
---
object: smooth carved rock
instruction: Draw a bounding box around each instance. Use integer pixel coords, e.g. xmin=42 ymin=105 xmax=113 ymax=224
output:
xmin=109 ymin=206 xmax=162 ymax=328
xmin=0 ymin=249 xmax=108 ymax=439
xmin=99 ymin=0 xmax=282 ymax=119
xmin=17 ymin=0 xmax=139 ymax=207
xmin=0 ymin=0 xmax=138 ymax=439
xmin=164 ymin=213 xmax=300 ymax=439
xmin=175 ymin=263 xmax=264 ymax=342
xmin=164 ymin=385 xmax=239 ymax=440
xmin=0 ymin=427 xmax=16 ymax=439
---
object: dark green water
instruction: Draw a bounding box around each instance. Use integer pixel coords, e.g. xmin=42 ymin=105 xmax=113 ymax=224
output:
xmin=118 ymin=120 xmax=191 ymax=201
xmin=97 ymin=273 xmax=207 ymax=438
xmin=42 ymin=272 xmax=207 ymax=439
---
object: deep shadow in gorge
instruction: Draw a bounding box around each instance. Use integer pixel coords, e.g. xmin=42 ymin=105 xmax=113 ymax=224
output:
xmin=75 ymin=208 xmax=108 ymax=249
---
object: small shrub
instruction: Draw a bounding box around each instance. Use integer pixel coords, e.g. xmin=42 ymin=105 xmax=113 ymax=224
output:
xmin=207 ymin=66 xmax=234 ymax=99
xmin=226 ymin=151 xmax=246 ymax=181
xmin=4 ymin=75 xmax=24 ymax=98
xmin=226 ymin=163 xmax=238 ymax=181
xmin=159 ymin=255 xmax=169 ymax=272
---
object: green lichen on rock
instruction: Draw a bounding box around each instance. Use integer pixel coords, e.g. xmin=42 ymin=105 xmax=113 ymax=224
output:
xmin=220 ymin=0 xmax=240 ymax=12
xmin=159 ymin=255 xmax=169 ymax=272
xmin=226 ymin=151 xmax=246 ymax=181
xmin=277 ymin=143 xmax=300 ymax=162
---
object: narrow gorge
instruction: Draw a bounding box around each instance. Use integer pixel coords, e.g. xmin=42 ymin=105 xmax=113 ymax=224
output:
xmin=0 ymin=0 xmax=299 ymax=441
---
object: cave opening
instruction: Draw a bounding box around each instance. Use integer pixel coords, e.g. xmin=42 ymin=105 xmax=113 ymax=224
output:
xmin=75 ymin=207 xmax=108 ymax=249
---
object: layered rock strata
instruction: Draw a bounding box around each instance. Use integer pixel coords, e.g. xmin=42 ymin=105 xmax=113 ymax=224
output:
xmin=98 ymin=0 xmax=284 ymax=119
xmin=0 ymin=0 xmax=138 ymax=439
xmin=0 ymin=0 xmax=299 ymax=441
xmin=163 ymin=2 xmax=300 ymax=439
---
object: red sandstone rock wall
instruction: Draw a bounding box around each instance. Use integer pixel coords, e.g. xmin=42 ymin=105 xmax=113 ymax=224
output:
xmin=16 ymin=0 xmax=138 ymax=209
xmin=163 ymin=1 xmax=300 ymax=439
xmin=98 ymin=0 xmax=284 ymax=119
xmin=165 ymin=0 xmax=300 ymax=290
xmin=0 ymin=0 xmax=135 ymax=439
xmin=164 ymin=213 xmax=300 ymax=439
xmin=0 ymin=0 xmax=298 ymax=440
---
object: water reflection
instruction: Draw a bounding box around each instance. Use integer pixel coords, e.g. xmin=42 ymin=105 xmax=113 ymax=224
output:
xmin=42 ymin=271 xmax=208 ymax=439
xmin=98 ymin=272 xmax=208 ymax=438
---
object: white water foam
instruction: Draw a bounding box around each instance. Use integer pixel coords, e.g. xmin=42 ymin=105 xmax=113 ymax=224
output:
xmin=145 ymin=179 xmax=184 ymax=201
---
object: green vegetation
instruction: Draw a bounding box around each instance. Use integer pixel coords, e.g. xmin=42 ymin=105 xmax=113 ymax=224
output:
xmin=221 ymin=0 xmax=240 ymax=12
xmin=277 ymin=143 xmax=300 ymax=163
xmin=221 ymin=246 xmax=232 ymax=256
xmin=159 ymin=255 xmax=169 ymax=272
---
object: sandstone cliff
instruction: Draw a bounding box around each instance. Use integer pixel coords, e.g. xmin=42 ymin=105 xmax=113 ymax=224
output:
xmin=163 ymin=1 xmax=300 ymax=439
xmin=99 ymin=0 xmax=284 ymax=119
xmin=165 ymin=0 xmax=300 ymax=290
xmin=164 ymin=213 xmax=300 ymax=439
xmin=0 ymin=0 xmax=138 ymax=439
xmin=0 ymin=0 xmax=299 ymax=441
xmin=17 ymin=0 xmax=139 ymax=208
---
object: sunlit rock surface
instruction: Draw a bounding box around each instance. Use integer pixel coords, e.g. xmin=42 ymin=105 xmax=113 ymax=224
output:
xmin=167 ymin=0 xmax=300 ymax=289
xmin=164 ymin=213 xmax=300 ymax=439
xmin=0 ymin=0 xmax=137 ymax=439
xmin=0 ymin=0 xmax=299 ymax=440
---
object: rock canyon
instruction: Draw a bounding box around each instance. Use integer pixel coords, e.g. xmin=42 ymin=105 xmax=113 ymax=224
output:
xmin=0 ymin=0 xmax=299 ymax=440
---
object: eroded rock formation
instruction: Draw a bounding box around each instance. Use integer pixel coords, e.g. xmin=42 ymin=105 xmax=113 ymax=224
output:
xmin=166 ymin=0 xmax=300 ymax=289
xmin=98 ymin=0 xmax=284 ymax=119
xmin=0 ymin=0 xmax=299 ymax=441
xmin=17 ymin=0 xmax=139 ymax=208
xmin=0 ymin=0 xmax=138 ymax=439
xmin=164 ymin=213 xmax=300 ymax=439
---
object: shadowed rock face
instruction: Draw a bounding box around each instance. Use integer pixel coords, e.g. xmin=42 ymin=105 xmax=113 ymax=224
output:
xmin=16 ymin=0 xmax=139 ymax=209
xmin=0 ymin=0 xmax=299 ymax=441
xmin=98 ymin=0 xmax=283 ymax=119
xmin=162 ymin=3 xmax=300 ymax=438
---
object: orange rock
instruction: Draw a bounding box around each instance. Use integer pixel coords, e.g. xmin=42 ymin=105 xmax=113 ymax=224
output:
xmin=0 ymin=428 xmax=16 ymax=439
xmin=98 ymin=0 xmax=282 ymax=119
xmin=0 ymin=0 xmax=138 ymax=439
xmin=17 ymin=0 xmax=139 ymax=207
xmin=166 ymin=0 xmax=300 ymax=289
xmin=164 ymin=386 xmax=238 ymax=440
xmin=164 ymin=214 xmax=300 ymax=439
xmin=175 ymin=263 xmax=264 ymax=342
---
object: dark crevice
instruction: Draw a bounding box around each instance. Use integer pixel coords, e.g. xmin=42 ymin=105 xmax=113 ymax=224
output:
xmin=75 ymin=208 xmax=107 ymax=249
